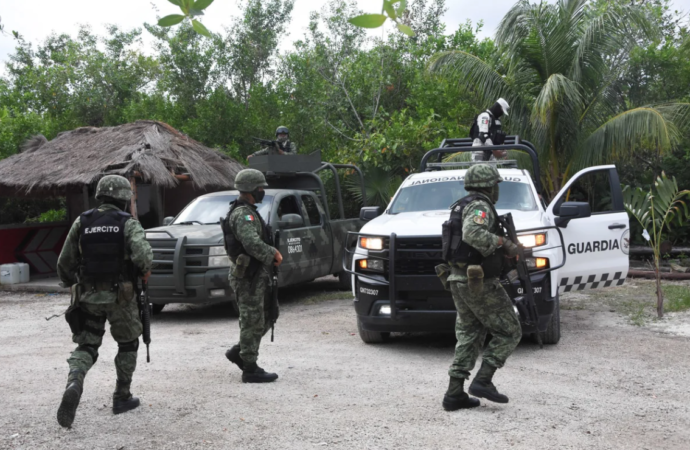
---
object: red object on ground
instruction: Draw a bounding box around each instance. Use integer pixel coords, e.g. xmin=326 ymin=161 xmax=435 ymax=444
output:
xmin=0 ymin=224 xmax=69 ymax=276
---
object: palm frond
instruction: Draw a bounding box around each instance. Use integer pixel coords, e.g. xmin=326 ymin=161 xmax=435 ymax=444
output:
xmin=532 ymin=73 xmax=583 ymax=125
xmin=345 ymin=166 xmax=402 ymax=209
xmin=577 ymin=106 xmax=682 ymax=169
xmin=427 ymin=51 xmax=516 ymax=110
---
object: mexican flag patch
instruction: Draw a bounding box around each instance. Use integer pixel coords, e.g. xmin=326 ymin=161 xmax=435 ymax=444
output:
xmin=244 ymin=215 xmax=254 ymax=221
xmin=473 ymin=210 xmax=486 ymax=218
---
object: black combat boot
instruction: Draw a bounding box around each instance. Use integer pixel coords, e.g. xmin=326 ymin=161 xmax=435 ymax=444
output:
xmin=57 ymin=369 xmax=85 ymax=428
xmin=242 ymin=362 xmax=278 ymax=383
xmin=112 ymin=380 xmax=140 ymax=414
xmin=468 ymin=361 xmax=509 ymax=404
xmin=225 ymin=344 xmax=244 ymax=371
xmin=442 ymin=377 xmax=480 ymax=411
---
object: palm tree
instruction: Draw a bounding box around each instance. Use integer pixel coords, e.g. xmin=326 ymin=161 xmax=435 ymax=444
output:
xmin=428 ymin=0 xmax=690 ymax=198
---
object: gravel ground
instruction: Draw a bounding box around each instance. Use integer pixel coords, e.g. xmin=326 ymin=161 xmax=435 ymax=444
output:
xmin=1 ymin=278 xmax=689 ymax=450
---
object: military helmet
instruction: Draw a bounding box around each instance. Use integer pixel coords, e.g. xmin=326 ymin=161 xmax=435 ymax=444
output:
xmin=235 ymin=168 xmax=268 ymax=192
xmin=95 ymin=175 xmax=132 ymax=201
xmin=275 ymin=126 xmax=289 ymax=136
xmin=496 ymin=98 xmax=510 ymax=116
xmin=464 ymin=164 xmax=503 ymax=189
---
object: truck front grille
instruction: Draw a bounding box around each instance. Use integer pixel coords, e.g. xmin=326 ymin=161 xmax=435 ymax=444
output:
xmin=395 ymin=237 xmax=444 ymax=276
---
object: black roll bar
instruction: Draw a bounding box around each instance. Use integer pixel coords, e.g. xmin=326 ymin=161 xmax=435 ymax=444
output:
xmin=418 ymin=136 xmax=543 ymax=195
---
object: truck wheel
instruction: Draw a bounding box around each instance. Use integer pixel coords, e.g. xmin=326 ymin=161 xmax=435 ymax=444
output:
xmin=537 ymin=296 xmax=560 ymax=345
xmin=357 ymin=318 xmax=390 ymax=344
xmin=151 ymin=303 xmax=166 ymax=315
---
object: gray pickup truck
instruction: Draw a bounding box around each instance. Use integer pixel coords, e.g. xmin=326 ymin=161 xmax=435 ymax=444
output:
xmin=144 ymin=153 xmax=365 ymax=313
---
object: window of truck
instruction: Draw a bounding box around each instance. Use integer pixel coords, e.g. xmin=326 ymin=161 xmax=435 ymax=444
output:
xmin=389 ymin=180 xmax=537 ymax=214
xmin=173 ymin=195 xmax=274 ymax=224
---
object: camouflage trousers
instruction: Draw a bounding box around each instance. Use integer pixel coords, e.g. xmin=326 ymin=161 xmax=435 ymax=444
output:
xmin=67 ymin=300 xmax=142 ymax=386
xmin=229 ymin=269 xmax=276 ymax=365
xmin=448 ymin=278 xmax=521 ymax=380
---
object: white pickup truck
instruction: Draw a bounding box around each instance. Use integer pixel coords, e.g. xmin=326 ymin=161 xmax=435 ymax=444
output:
xmin=347 ymin=137 xmax=630 ymax=344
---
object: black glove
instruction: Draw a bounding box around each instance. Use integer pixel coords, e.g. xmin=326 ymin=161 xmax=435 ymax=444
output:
xmin=502 ymin=238 xmax=520 ymax=258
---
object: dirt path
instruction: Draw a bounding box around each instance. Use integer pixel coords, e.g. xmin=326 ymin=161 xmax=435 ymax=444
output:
xmin=1 ymin=279 xmax=688 ymax=450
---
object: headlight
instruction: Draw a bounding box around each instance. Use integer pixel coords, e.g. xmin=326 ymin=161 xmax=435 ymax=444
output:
xmin=146 ymin=232 xmax=170 ymax=239
xmin=518 ymin=233 xmax=547 ymax=248
xmin=359 ymin=237 xmax=384 ymax=250
xmin=209 ymin=256 xmax=230 ymax=267
xmin=358 ymin=259 xmax=385 ymax=272
xmin=209 ymin=246 xmax=229 ymax=267
xmin=209 ymin=246 xmax=226 ymax=256
xmin=525 ymin=257 xmax=549 ymax=270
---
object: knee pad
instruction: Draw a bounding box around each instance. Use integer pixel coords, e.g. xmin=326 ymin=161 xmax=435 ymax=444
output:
xmin=76 ymin=344 xmax=99 ymax=364
xmin=117 ymin=339 xmax=139 ymax=354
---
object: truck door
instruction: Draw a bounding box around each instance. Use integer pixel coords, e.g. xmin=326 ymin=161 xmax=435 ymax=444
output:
xmin=546 ymin=165 xmax=630 ymax=293
xmin=300 ymin=193 xmax=333 ymax=277
xmin=275 ymin=194 xmax=314 ymax=284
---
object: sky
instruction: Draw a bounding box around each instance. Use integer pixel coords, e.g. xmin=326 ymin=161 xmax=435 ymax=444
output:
xmin=1 ymin=0 xmax=689 ymax=67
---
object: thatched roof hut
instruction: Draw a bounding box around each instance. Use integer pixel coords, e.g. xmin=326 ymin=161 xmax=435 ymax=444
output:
xmin=0 ymin=120 xmax=242 ymax=194
xmin=0 ymin=120 xmax=245 ymax=228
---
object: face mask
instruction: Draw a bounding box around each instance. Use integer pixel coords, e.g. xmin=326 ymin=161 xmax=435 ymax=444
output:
xmin=277 ymin=135 xmax=288 ymax=144
xmin=252 ymin=188 xmax=266 ymax=204
xmin=491 ymin=185 xmax=500 ymax=204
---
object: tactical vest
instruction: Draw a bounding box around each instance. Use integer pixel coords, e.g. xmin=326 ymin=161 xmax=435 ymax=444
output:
xmin=78 ymin=208 xmax=131 ymax=283
xmin=442 ymin=195 xmax=505 ymax=277
xmin=469 ymin=112 xmax=506 ymax=144
xmin=221 ymin=200 xmax=272 ymax=273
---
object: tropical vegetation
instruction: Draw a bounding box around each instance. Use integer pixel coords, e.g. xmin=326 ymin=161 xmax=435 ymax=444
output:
xmin=1 ymin=0 xmax=689 ymax=237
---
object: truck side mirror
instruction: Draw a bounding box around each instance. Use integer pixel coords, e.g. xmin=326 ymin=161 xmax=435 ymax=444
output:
xmin=555 ymin=202 xmax=591 ymax=228
xmin=278 ymin=213 xmax=304 ymax=229
xmin=360 ymin=206 xmax=382 ymax=222
xmin=163 ymin=216 xmax=174 ymax=226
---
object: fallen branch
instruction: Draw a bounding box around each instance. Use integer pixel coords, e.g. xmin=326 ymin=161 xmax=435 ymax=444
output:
xmin=626 ymin=270 xmax=690 ymax=280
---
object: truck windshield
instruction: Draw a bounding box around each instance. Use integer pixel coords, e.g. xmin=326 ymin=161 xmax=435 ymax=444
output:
xmin=173 ymin=195 xmax=274 ymax=225
xmin=389 ymin=181 xmax=537 ymax=213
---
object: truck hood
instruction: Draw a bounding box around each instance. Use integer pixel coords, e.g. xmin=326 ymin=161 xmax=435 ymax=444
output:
xmin=360 ymin=209 xmax=547 ymax=237
xmin=146 ymin=224 xmax=224 ymax=246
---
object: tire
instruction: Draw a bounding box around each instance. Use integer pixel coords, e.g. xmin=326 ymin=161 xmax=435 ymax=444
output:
xmin=357 ymin=318 xmax=390 ymax=344
xmin=538 ymin=295 xmax=560 ymax=345
xmin=151 ymin=303 xmax=166 ymax=315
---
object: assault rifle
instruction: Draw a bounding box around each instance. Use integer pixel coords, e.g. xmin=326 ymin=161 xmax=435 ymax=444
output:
xmin=270 ymin=230 xmax=280 ymax=342
xmin=252 ymin=137 xmax=287 ymax=154
xmin=498 ymin=213 xmax=543 ymax=348
xmin=136 ymin=277 xmax=152 ymax=362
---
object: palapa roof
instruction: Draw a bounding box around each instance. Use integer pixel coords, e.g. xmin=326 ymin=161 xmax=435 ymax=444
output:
xmin=0 ymin=120 xmax=244 ymax=195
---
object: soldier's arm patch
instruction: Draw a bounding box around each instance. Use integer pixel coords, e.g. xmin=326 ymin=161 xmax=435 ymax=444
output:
xmin=472 ymin=209 xmax=486 ymax=224
xmin=244 ymin=215 xmax=254 ymax=221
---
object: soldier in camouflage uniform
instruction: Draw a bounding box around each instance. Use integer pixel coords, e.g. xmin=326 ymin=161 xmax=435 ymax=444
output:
xmin=56 ymin=175 xmax=153 ymax=428
xmin=439 ymin=164 xmax=521 ymax=411
xmin=223 ymin=168 xmax=283 ymax=383
xmin=248 ymin=126 xmax=297 ymax=158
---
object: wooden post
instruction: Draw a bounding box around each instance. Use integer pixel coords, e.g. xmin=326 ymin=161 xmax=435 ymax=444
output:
xmin=82 ymin=185 xmax=89 ymax=211
xmin=129 ymin=177 xmax=138 ymax=220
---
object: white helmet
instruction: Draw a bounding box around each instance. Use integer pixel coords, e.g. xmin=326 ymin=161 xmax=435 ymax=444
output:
xmin=497 ymin=98 xmax=510 ymax=116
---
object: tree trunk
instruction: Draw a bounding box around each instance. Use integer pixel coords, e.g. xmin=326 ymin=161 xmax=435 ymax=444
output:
xmin=655 ymin=259 xmax=664 ymax=318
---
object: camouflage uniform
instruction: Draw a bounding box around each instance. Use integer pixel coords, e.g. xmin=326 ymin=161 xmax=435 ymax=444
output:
xmin=56 ymin=175 xmax=152 ymax=427
xmin=223 ymin=168 xmax=279 ymax=383
xmin=446 ymin=191 xmax=521 ymax=378
xmin=440 ymin=164 xmax=520 ymax=410
xmin=226 ymin=203 xmax=277 ymax=365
